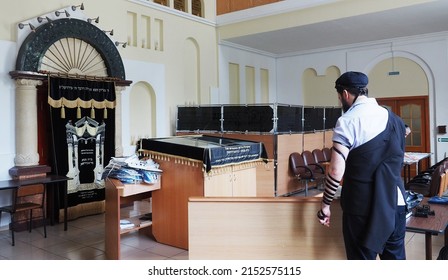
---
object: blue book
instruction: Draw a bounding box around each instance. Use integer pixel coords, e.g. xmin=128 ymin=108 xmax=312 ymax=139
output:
xmin=428 ymin=196 xmax=448 ymax=204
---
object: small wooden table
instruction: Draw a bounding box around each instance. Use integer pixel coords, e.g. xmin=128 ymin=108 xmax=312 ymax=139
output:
xmin=0 ymin=175 xmax=71 ymax=230
xmin=406 ymin=198 xmax=448 ymax=259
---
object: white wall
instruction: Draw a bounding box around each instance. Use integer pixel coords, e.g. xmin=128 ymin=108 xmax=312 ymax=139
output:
xmin=0 ymin=41 xmax=17 ymax=180
xmin=219 ymin=32 xmax=448 ymax=163
xmin=121 ymin=59 xmax=167 ymax=156
xmin=218 ymin=44 xmax=277 ymax=104
xmin=286 ymin=34 xmax=448 ymax=163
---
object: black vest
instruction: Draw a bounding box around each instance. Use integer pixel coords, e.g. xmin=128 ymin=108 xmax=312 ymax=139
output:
xmin=341 ymin=110 xmax=406 ymax=252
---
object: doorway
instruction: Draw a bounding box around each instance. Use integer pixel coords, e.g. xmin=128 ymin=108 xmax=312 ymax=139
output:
xmin=377 ymin=96 xmax=430 ymax=173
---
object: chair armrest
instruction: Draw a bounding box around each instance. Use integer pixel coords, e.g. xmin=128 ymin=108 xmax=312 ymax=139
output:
xmin=309 ymin=163 xmax=325 ymax=174
xmin=294 ymin=165 xmax=315 ymax=179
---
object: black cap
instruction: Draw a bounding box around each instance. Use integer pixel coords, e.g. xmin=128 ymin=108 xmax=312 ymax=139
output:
xmin=335 ymin=71 xmax=368 ymax=88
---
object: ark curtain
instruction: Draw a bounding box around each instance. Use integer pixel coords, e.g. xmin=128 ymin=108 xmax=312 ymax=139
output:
xmin=48 ymin=77 xmax=116 ymax=221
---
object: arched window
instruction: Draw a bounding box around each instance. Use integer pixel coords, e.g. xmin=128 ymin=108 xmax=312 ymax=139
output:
xmin=174 ymin=0 xmax=186 ymax=12
xmin=192 ymin=0 xmax=203 ymax=17
xmin=154 ymin=0 xmax=168 ymax=6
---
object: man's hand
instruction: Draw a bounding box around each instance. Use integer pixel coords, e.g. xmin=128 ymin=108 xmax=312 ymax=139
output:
xmin=317 ymin=203 xmax=331 ymax=227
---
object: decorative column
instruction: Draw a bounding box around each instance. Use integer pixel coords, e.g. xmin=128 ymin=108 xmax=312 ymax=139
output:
xmin=186 ymin=0 xmax=192 ymax=14
xmin=114 ymin=86 xmax=125 ymax=157
xmin=14 ymin=78 xmax=42 ymax=166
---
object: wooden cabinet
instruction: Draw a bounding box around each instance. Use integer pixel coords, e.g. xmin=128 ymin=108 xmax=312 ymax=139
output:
xmin=137 ymin=135 xmax=266 ymax=250
xmin=104 ymin=178 xmax=161 ymax=260
xmin=142 ymin=151 xmax=261 ymax=250
xmin=204 ymin=163 xmax=257 ymax=197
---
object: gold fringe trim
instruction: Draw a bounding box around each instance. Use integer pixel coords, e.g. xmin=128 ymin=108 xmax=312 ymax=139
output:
xmin=137 ymin=149 xmax=202 ymax=167
xmin=48 ymin=96 xmax=116 ymax=110
xmin=137 ymin=149 xmax=264 ymax=174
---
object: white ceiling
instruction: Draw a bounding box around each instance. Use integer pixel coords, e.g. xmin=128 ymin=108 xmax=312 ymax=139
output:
xmin=218 ymin=1 xmax=448 ymax=56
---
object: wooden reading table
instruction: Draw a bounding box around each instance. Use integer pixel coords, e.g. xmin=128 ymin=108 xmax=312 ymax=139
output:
xmin=403 ymin=152 xmax=431 ymax=183
xmin=406 ymin=198 xmax=448 ymax=259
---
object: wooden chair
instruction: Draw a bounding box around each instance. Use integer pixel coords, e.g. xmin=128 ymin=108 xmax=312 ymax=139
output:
xmin=322 ymin=147 xmax=332 ymax=162
xmin=301 ymin=150 xmax=326 ymax=190
xmin=0 ymin=184 xmax=47 ymax=246
xmin=312 ymin=149 xmax=326 ymax=163
xmin=289 ymin=152 xmax=325 ymax=196
xmin=438 ymin=169 xmax=448 ymax=197
xmin=289 ymin=152 xmax=317 ymax=196
xmin=406 ymin=164 xmax=444 ymax=197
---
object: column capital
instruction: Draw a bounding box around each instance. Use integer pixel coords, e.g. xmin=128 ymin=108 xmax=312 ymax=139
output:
xmin=14 ymin=152 xmax=40 ymax=166
xmin=115 ymin=86 xmax=126 ymax=94
xmin=15 ymin=78 xmax=43 ymax=87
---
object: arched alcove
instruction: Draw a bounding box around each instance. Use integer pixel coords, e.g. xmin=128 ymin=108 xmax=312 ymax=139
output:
xmin=366 ymin=52 xmax=432 ymax=166
xmin=302 ymin=66 xmax=340 ymax=106
xmin=369 ymin=56 xmax=428 ymax=98
xmin=129 ymin=81 xmax=157 ymax=142
xmin=184 ymin=37 xmax=200 ymax=104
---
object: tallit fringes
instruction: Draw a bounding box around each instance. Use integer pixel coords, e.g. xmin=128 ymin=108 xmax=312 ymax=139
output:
xmin=77 ymin=106 xmax=81 ymax=119
xmin=91 ymin=105 xmax=95 ymax=119
xmin=61 ymin=105 xmax=65 ymax=119
xmin=104 ymin=107 xmax=107 ymax=119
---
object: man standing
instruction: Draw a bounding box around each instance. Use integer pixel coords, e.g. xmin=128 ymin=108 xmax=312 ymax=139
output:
xmin=317 ymin=71 xmax=407 ymax=260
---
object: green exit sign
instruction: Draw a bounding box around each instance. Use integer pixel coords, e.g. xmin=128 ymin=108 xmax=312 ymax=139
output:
xmin=438 ymin=138 xmax=448 ymax=142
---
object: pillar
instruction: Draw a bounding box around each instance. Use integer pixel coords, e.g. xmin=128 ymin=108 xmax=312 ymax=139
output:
xmin=14 ymin=78 xmax=42 ymax=166
xmin=115 ymin=86 xmax=124 ymax=157
xmin=186 ymin=0 xmax=192 ymax=14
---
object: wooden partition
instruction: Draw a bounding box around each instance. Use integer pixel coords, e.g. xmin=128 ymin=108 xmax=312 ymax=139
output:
xmin=188 ymin=196 xmax=345 ymax=260
xmin=277 ymin=134 xmax=303 ymax=196
xmin=324 ymin=130 xmax=333 ymax=148
xmin=303 ymin=131 xmax=325 ymax=152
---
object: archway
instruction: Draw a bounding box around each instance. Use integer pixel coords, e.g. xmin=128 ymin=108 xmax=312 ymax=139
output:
xmin=11 ymin=15 xmax=130 ymax=222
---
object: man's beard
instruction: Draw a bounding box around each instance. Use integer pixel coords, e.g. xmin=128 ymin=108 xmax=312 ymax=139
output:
xmin=341 ymin=97 xmax=351 ymax=113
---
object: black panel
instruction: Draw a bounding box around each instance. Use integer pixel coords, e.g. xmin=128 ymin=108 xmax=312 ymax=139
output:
xmin=223 ymin=105 xmax=274 ymax=132
xmin=177 ymin=106 xmax=221 ymax=131
xmin=176 ymin=105 xmax=339 ymax=134
xmin=276 ymin=105 xmax=303 ymax=133
xmin=324 ymin=107 xmax=342 ymax=129
xmin=138 ymin=135 xmax=267 ymax=172
xmin=303 ymin=107 xmax=324 ymax=131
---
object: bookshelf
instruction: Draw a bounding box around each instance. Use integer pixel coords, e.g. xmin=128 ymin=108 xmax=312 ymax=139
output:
xmin=105 ymin=178 xmax=161 ymax=259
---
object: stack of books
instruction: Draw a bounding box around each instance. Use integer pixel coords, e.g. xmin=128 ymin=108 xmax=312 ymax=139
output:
xmin=120 ymin=219 xmax=134 ymax=229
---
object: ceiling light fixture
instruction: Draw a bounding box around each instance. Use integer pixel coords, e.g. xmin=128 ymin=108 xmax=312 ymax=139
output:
xmin=18 ymin=22 xmax=36 ymax=31
xmin=71 ymin=3 xmax=85 ymax=11
xmin=115 ymin=41 xmax=127 ymax=48
xmin=55 ymin=10 xmax=70 ymax=17
xmin=103 ymin=29 xmax=114 ymax=36
xmin=37 ymin=16 xmax=52 ymax=23
xmin=87 ymin=17 xmax=99 ymax=24
xmin=388 ymin=43 xmax=400 ymax=76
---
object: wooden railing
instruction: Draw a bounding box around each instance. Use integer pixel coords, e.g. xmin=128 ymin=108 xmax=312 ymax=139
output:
xmin=188 ymin=196 xmax=345 ymax=259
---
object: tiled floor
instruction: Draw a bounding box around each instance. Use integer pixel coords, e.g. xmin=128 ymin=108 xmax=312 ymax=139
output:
xmin=0 ymin=200 xmax=445 ymax=260
xmin=0 ymin=212 xmax=188 ymax=260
